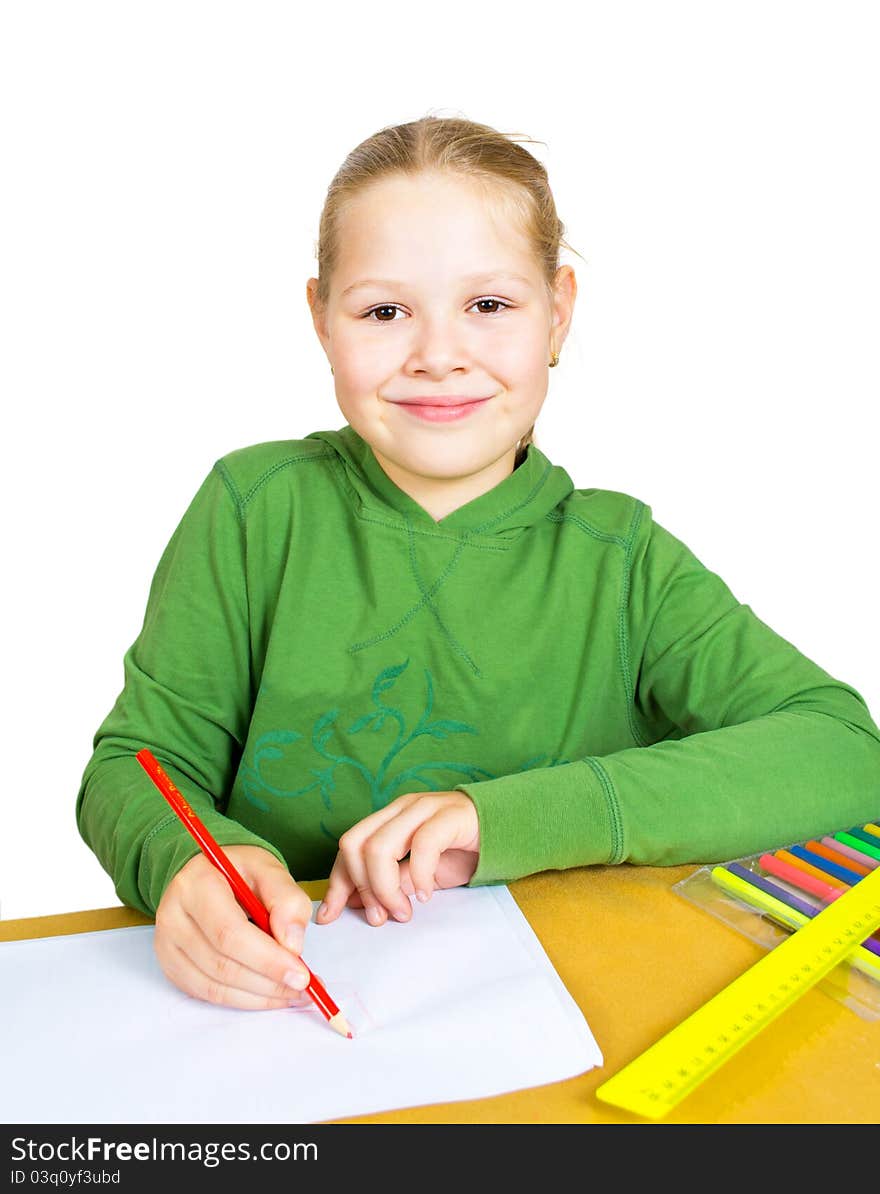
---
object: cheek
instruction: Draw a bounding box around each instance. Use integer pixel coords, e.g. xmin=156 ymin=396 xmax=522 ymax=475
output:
xmin=489 ymin=323 xmax=549 ymax=372
xmin=336 ymin=331 xmax=397 ymax=387
xmin=496 ymin=349 xmax=549 ymax=398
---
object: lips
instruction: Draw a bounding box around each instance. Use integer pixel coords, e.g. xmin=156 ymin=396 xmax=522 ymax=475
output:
xmin=395 ymin=398 xmax=491 ymax=423
xmin=395 ymin=397 xmax=491 ymax=408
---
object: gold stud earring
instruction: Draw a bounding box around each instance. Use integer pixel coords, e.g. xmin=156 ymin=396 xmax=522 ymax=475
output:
xmin=549 ymin=352 xmax=559 ymax=368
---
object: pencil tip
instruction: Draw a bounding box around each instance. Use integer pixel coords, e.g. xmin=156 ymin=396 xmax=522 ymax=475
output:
xmin=327 ymin=1010 xmax=353 ymax=1038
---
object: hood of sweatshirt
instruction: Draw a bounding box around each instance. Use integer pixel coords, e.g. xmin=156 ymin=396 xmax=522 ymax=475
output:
xmin=306 ymin=423 xmax=575 ymax=540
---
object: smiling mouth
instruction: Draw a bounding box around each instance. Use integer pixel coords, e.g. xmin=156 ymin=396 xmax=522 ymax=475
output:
xmin=395 ymin=397 xmax=492 ymax=408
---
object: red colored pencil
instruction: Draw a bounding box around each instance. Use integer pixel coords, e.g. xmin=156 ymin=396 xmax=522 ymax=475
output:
xmin=136 ymin=747 xmax=352 ymax=1039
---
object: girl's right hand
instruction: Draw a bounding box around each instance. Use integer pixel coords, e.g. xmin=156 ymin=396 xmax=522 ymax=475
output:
xmin=153 ymin=844 xmax=315 ymax=1010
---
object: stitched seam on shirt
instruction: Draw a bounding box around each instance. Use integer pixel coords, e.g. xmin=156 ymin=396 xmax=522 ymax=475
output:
xmin=347 ymin=537 xmax=466 ymax=643
xmin=314 ymin=448 xmax=467 ymax=541
xmin=404 ymin=519 xmax=481 ymax=675
xmin=544 ymin=508 xmax=629 ymax=546
xmin=348 ymin=520 xmax=482 ymax=675
xmin=620 ymin=501 xmax=650 ymax=747
xmin=237 ymin=449 xmax=337 ymax=510
xmin=315 ymin=450 xmax=364 ymax=513
xmin=214 ymin=459 xmax=246 ymax=525
xmin=470 ymin=458 xmax=555 ymax=535
xmin=352 ymin=457 xmax=557 ymax=542
xmin=546 ymin=504 xmax=649 ymax=747
xmin=250 ymin=448 xmax=515 ymax=547
xmin=581 ymin=757 xmax=625 ymax=863
xmin=138 ymin=813 xmax=182 ymax=903
xmin=213 ymin=459 xmax=256 ymax=698
xmin=355 ymin=508 xmax=514 ymax=548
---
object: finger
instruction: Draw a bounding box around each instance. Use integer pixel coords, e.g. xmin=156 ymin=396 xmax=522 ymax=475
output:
xmin=156 ymin=934 xmax=312 ymax=1011
xmin=253 ymin=864 xmax=314 ymax=959
xmin=393 ymin=853 xmax=473 ymax=898
xmin=396 ymin=859 xmax=417 ymax=897
xmin=395 ymin=858 xmax=434 ymax=907
xmin=332 ymin=839 xmax=392 ymax=927
xmin=433 ymin=847 xmax=480 ymax=889
xmin=186 ymin=870 xmax=311 ymax=991
xmin=356 ymin=797 xmax=451 ymax=919
xmin=319 ymin=852 xmax=387 ymax=927
xmin=158 ymin=903 xmax=312 ymax=1003
xmin=406 ymin=808 xmax=466 ymax=901
xmin=315 ymin=854 xmax=351 ymax=924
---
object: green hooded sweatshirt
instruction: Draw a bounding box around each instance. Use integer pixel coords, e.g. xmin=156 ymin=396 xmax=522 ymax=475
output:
xmin=76 ymin=424 xmax=880 ymax=915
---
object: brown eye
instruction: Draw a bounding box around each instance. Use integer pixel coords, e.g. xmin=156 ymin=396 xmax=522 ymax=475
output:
xmin=363 ymin=305 xmax=401 ymax=321
xmin=470 ymin=298 xmax=512 ymax=315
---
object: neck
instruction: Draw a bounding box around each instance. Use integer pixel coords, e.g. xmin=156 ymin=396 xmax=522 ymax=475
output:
xmin=370 ymin=444 xmax=519 ymax=524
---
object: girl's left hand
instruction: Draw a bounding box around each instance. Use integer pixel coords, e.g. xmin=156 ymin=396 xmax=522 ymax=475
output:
xmin=316 ymin=791 xmax=481 ymax=927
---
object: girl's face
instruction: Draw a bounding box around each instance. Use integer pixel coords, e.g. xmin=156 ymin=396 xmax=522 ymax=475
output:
xmin=308 ymin=171 xmax=575 ymax=518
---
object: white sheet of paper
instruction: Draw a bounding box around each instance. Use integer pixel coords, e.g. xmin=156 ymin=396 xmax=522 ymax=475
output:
xmin=0 ymin=885 xmax=603 ymax=1123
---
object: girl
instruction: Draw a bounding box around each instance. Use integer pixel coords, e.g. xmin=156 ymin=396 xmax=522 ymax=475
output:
xmin=77 ymin=114 xmax=880 ymax=1012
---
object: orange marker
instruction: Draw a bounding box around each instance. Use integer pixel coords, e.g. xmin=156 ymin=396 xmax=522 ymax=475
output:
xmin=774 ymin=848 xmax=848 ymax=891
xmin=805 ymin=839 xmax=871 ymax=877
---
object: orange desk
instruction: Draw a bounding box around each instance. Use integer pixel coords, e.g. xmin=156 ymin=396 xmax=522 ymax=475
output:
xmin=3 ymin=864 xmax=878 ymax=1124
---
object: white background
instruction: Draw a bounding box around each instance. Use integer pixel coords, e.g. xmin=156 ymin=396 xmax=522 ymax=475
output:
xmin=2 ymin=2 xmax=877 ymax=920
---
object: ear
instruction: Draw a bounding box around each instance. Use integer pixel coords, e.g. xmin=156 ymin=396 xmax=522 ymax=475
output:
xmin=306 ymin=277 xmax=331 ymax=351
xmin=550 ymin=265 xmax=577 ymax=351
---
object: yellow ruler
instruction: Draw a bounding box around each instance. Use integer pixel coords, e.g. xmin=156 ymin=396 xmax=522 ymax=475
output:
xmin=595 ymin=860 xmax=880 ymax=1119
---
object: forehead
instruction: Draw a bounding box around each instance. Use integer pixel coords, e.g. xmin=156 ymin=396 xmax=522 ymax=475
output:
xmin=334 ymin=172 xmax=538 ymax=280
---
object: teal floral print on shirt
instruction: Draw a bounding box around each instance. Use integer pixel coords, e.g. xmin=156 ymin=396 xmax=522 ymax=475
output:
xmin=239 ymin=658 xmax=569 ymax=822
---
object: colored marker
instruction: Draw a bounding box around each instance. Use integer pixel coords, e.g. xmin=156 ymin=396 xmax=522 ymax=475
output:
xmin=763 ymin=872 xmax=825 ymax=908
xmin=710 ymin=866 xmax=880 ymax=981
xmin=863 ymin=823 xmax=880 ymax=840
xmin=737 ymin=863 xmax=880 ymax=954
xmin=789 ymin=844 xmax=864 ymax=887
xmin=841 ymin=828 xmax=880 ymax=859
xmin=835 ymin=830 xmax=880 ymax=863
xmin=759 ymin=852 xmax=880 ymax=946
xmin=806 ymin=840 xmax=871 ymax=877
xmin=821 ymin=836 xmax=879 ymax=871
xmin=728 ymin=863 xmax=822 ymax=920
xmin=760 ymin=852 xmax=841 ymax=902
xmin=775 ymin=848 xmax=848 ymax=891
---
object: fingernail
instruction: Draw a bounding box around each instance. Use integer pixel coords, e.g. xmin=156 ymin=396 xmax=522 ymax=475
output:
xmin=394 ymin=902 xmax=411 ymax=922
xmin=367 ymin=906 xmax=383 ymax=925
xmin=283 ymin=967 xmax=309 ymax=991
xmin=317 ymin=902 xmax=329 ymax=921
xmin=285 ymin=926 xmax=304 ymax=953
xmin=416 ymin=889 xmax=429 ymax=903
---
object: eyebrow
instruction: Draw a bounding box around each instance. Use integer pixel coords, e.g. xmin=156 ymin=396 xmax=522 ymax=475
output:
xmin=341 ymin=271 xmax=533 ymax=298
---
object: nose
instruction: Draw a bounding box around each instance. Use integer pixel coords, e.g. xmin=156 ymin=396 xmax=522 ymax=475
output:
xmin=404 ymin=311 xmax=469 ymax=375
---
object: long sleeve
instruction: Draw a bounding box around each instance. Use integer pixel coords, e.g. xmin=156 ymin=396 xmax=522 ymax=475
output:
xmin=459 ymin=513 xmax=880 ymax=885
xmin=75 ymin=463 xmax=286 ymax=916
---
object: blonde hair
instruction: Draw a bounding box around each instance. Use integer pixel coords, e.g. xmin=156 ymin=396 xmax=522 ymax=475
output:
xmin=313 ymin=111 xmax=583 ymax=464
